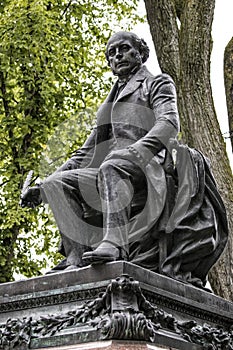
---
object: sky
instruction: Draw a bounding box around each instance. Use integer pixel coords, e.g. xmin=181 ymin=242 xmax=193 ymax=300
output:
xmin=133 ymin=0 xmax=233 ymax=168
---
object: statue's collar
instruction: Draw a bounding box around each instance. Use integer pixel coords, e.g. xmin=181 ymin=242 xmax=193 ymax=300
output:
xmin=117 ymin=65 xmax=141 ymax=86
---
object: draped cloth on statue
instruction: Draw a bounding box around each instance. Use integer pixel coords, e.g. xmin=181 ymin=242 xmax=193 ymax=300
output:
xmin=129 ymin=146 xmax=228 ymax=287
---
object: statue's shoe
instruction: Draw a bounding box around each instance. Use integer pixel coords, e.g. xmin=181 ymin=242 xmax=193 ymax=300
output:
xmin=82 ymin=244 xmax=120 ymax=264
xmin=45 ymin=258 xmax=68 ymax=274
xmin=46 ymin=265 xmax=81 ymax=274
xmin=45 ymin=259 xmax=89 ymax=274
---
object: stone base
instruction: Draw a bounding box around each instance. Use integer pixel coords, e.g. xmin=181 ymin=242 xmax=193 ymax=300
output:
xmin=36 ymin=340 xmax=175 ymax=349
xmin=0 ymin=262 xmax=232 ymax=349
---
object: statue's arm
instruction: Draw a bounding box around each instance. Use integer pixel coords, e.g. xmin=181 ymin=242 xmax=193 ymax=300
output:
xmin=55 ymin=127 xmax=97 ymax=172
xmin=20 ymin=127 xmax=97 ymax=208
xmin=128 ymin=74 xmax=180 ymax=166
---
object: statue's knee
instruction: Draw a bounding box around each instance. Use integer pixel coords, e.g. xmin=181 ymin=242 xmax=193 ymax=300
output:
xmin=99 ymin=159 xmax=119 ymax=174
xmin=42 ymin=172 xmax=62 ymax=190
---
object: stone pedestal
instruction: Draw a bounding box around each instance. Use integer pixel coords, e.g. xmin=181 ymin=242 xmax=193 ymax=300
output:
xmin=0 ymin=262 xmax=232 ymax=349
xmin=36 ymin=340 xmax=176 ymax=349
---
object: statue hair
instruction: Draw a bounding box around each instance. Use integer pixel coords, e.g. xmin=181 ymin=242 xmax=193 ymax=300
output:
xmin=105 ymin=32 xmax=150 ymax=65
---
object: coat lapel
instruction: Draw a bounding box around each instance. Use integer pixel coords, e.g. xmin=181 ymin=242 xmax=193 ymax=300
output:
xmin=104 ymin=82 xmax=119 ymax=103
xmin=102 ymin=65 xmax=150 ymax=105
xmin=115 ymin=65 xmax=149 ymax=103
xmin=95 ymin=65 xmax=151 ymax=143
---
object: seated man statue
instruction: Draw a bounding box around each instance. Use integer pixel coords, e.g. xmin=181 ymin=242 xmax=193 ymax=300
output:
xmin=21 ymin=31 xmax=228 ymax=290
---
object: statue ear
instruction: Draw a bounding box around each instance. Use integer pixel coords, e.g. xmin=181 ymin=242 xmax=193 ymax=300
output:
xmin=140 ymin=52 xmax=146 ymax=63
xmin=140 ymin=38 xmax=149 ymax=63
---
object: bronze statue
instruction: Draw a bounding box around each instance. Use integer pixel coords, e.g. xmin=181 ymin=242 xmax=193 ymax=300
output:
xmin=21 ymin=31 xmax=228 ymax=290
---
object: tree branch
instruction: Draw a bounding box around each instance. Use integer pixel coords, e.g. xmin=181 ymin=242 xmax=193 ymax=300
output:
xmin=144 ymin=0 xmax=180 ymax=80
xmin=224 ymin=37 xmax=233 ymax=152
xmin=60 ymin=0 xmax=72 ymax=19
xmin=0 ymin=70 xmax=10 ymax=118
xmin=0 ymin=179 xmax=10 ymax=187
xmin=179 ymin=0 xmax=215 ymax=81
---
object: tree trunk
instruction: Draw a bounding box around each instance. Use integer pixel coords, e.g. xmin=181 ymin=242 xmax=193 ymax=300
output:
xmin=144 ymin=0 xmax=233 ymax=301
xmin=224 ymin=37 xmax=233 ymax=151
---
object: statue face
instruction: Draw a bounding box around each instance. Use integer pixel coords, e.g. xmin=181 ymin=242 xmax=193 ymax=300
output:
xmin=107 ymin=36 xmax=142 ymax=78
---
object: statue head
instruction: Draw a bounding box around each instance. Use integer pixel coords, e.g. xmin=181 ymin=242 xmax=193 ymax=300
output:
xmin=105 ymin=31 xmax=149 ymax=79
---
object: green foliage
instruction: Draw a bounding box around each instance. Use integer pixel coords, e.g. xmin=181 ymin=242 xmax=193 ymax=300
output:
xmin=0 ymin=0 xmax=140 ymax=282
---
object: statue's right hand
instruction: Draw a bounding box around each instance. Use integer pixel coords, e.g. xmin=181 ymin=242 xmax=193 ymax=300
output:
xmin=20 ymin=186 xmax=42 ymax=208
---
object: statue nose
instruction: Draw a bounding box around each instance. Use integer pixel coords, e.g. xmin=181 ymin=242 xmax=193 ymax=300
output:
xmin=116 ymin=51 xmax=123 ymax=59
